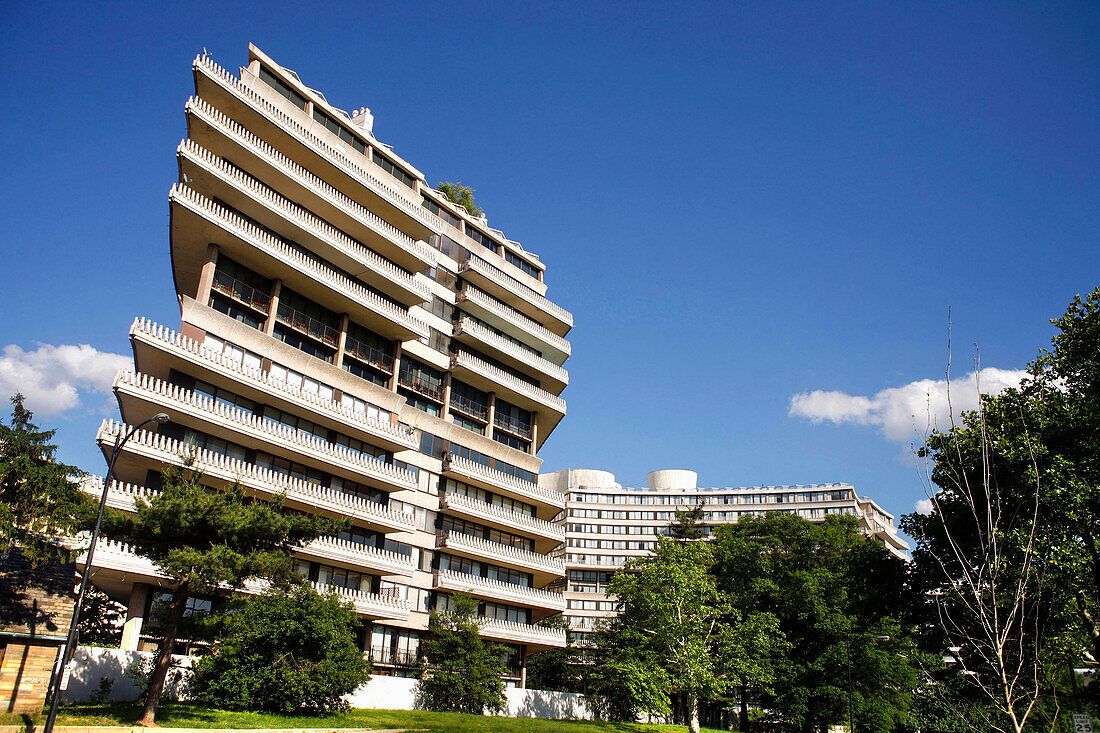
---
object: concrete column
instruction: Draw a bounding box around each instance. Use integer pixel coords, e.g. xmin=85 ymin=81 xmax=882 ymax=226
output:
xmin=388 ymin=342 xmax=403 ymax=392
xmin=120 ymin=583 xmax=150 ymax=651
xmin=529 ymin=412 xmax=538 ymax=455
xmin=195 ymin=244 xmax=219 ymax=305
xmin=263 ymin=279 xmax=282 ymax=336
xmin=486 ymin=393 xmax=497 ymax=436
xmin=334 ymin=314 xmax=349 ymax=368
xmin=519 ymin=647 xmax=527 ymax=689
xmin=440 ymin=372 xmax=453 ymax=420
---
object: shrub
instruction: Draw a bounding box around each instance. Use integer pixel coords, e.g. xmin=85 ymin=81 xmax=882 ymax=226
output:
xmin=416 ymin=593 xmax=506 ymax=714
xmin=191 ymin=584 xmax=369 ymax=713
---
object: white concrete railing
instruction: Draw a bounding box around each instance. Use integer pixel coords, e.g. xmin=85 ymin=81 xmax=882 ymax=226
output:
xmin=451 ymin=351 xmax=566 ymax=415
xmin=438 ymin=530 xmax=565 ymax=576
xmin=171 ymin=184 xmax=430 ymax=339
xmin=193 ymin=55 xmax=444 ymax=236
xmin=114 ymin=371 xmax=417 ymax=490
xmin=130 ymin=318 xmax=418 ymax=450
xmin=96 ymin=421 xmax=417 ymax=531
xmin=444 ymin=453 xmax=564 ymax=508
xmin=454 ymin=317 xmax=568 ymax=386
xmin=459 ymin=255 xmax=573 ymax=328
xmin=435 ymin=569 xmax=566 ymax=611
xmin=302 ymin=536 xmax=416 ymax=577
xmin=477 ymin=616 xmax=567 ymax=648
xmin=82 ymin=539 xmax=409 ymax=619
xmin=186 ymin=97 xmax=434 ymax=267
xmin=440 ymin=491 xmax=564 ymax=541
xmin=458 ymin=285 xmax=570 ymax=356
xmin=178 ymin=139 xmax=430 ymax=302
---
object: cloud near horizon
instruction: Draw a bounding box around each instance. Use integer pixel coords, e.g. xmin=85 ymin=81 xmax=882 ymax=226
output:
xmin=788 ymin=367 xmax=1028 ymax=442
xmin=0 ymin=343 xmax=132 ymax=417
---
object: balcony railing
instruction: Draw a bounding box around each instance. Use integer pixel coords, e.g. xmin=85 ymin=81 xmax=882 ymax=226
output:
xmin=343 ymin=335 xmax=394 ymax=374
xmin=368 ymin=646 xmax=420 ymax=669
xmin=211 ymin=270 xmax=271 ymax=313
xmin=477 ymin=617 xmax=567 ymax=648
xmin=96 ymin=420 xmax=417 ymax=531
xmin=493 ymin=412 xmax=533 ymax=440
xmin=438 ymin=530 xmax=565 ymax=576
xmin=303 ymin=536 xmax=415 ymax=576
xmin=440 ymin=491 xmax=564 ymax=541
xmin=193 ymin=54 xmax=444 ymax=239
xmin=129 ymin=318 xmax=418 ymax=451
xmin=451 ymin=350 xmax=566 ymax=415
xmin=398 ymin=374 xmax=445 ymax=402
xmin=455 ymin=317 xmax=568 ymax=387
xmin=435 ymin=569 xmax=566 ymax=611
xmin=443 ymin=453 xmax=563 ymax=509
xmin=459 ymin=285 xmax=570 ymax=356
xmin=275 ymin=303 xmax=339 ymax=347
xmin=449 ymin=392 xmax=489 ymax=422
xmin=179 ymin=139 xmax=430 ymax=303
xmin=459 ymin=254 xmax=572 ymax=328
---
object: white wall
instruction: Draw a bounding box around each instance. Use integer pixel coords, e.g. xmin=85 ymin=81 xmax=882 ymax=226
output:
xmin=61 ymin=646 xmax=192 ymax=704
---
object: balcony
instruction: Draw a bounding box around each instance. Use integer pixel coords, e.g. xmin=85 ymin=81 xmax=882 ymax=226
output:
xmin=397 ymin=373 xmax=445 ymax=404
xmin=452 ymin=317 xmax=568 ymax=391
xmin=93 ymin=423 xmax=417 ymax=533
xmin=368 ymin=645 xmax=420 ymax=670
xmin=185 ymin=98 xmax=435 ymax=273
xmin=439 ymin=491 xmax=564 ymax=544
xmin=298 ymin=536 xmax=416 ymax=577
xmin=306 ymin=580 xmax=410 ymax=620
xmin=450 ymin=350 xmax=565 ymax=418
xmin=493 ymin=412 xmax=533 ymax=441
xmin=169 ymin=183 xmax=429 ymax=342
xmin=458 ymin=255 xmax=572 ymax=336
xmin=342 ymin=335 xmax=395 ymax=375
xmin=111 ymin=372 xmax=418 ymax=493
xmin=437 ymin=530 xmax=565 ymax=579
xmin=178 ymin=139 xmax=429 ymax=306
xmin=477 ymin=617 xmax=567 ymax=650
xmin=434 ymin=569 xmax=566 ymax=613
xmin=128 ymin=317 xmax=418 ymax=452
xmin=192 ymin=54 xmax=442 ymax=243
xmin=274 ymin=302 xmax=339 ymax=348
xmin=457 ymin=285 xmax=570 ymax=364
xmin=211 ymin=270 xmax=271 ymax=314
xmin=442 ymin=453 xmax=564 ymax=511
xmin=449 ymin=392 xmax=490 ymax=423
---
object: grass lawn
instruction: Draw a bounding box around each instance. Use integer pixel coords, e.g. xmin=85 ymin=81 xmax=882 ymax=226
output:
xmin=0 ymin=704 xmax=724 ymax=733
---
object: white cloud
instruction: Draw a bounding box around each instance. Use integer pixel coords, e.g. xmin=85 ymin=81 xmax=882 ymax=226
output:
xmin=789 ymin=367 xmax=1028 ymax=442
xmin=0 ymin=343 xmax=132 ymax=417
xmin=914 ymin=498 xmax=934 ymax=515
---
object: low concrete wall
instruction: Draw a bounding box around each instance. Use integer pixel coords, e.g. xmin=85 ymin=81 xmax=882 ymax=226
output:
xmin=67 ymin=647 xmax=590 ymax=720
xmin=61 ymin=646 xmax=192 ymax=704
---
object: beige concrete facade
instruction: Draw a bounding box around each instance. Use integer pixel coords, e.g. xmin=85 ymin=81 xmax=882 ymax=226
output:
xmin=539 ymin=469 xmax=909 ymax=641
xmin=83 ymin=45 xmax=573 ymax=682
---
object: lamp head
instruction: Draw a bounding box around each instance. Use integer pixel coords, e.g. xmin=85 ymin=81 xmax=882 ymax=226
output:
xmin=153 ymin=413 xmax=170 ymax=425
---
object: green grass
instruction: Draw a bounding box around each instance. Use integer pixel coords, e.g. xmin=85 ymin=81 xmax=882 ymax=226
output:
xmin=0 ymin=704 xmax=724 ymax=733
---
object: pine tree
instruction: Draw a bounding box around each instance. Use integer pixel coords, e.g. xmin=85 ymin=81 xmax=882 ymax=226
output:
xmin=416 ymin=592 xmax=507 ymax=714
xmin=670 ymin=503 xmax=707 ymax=540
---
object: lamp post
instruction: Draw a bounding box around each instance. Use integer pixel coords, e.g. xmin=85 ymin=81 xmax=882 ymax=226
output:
xmin=843 ymin=633 xmax=890 ymax=733
xmin=43 ymin=413 xmax=170 ymax=733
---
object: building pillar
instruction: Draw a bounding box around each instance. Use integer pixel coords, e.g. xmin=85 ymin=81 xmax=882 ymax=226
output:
xmin=120 ymin=583 xmax=150 ymax=652
xmin=486 ymin=393 xmax=497 ymax=436
xmin=529 ymin=412 xmax=538 ymax=455
xmin=440 ymin=372 xmax=453 ymax=420
xmin=195 ymin=244 xmax=219 ymax=305
xmin=388 ymin=342 xmax=403 ymax=392
xmin=334 ymin=313 xmax=349 ymax=368
xmin=263 ymin=279 xmax=282 ymax=336
xmin=519 ymin=647 xmax=527 ymax=689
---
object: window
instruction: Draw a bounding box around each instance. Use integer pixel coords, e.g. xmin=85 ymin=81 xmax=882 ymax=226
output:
xmin=420 ymin=431 xmax=447 ymax=459
xmin=505 ymin=250 xmax=540 ymax=280
xmin=313 ymin=107 xmax=366 ymax=153
xmin=182 ymin=429 xmax=247 ymax=462
xmin=258 ymin=65 xmax=307 ymax=109
xmin=453 ymin=414 xmax=484 ymax=435
xmin=193 ymin=379 xmax=256 ymax=416
xmin=209 ymin=293 xmax=264 ymax=330
xmin=465 ymin=225 xmax=499 ymax=254
xmin=372 ymin=151 xmax=416 ymax=188
xmin=421 ymin=196 xmax=461 ymax=228
xmin=202 ymin=335 xmax=263 ymax=372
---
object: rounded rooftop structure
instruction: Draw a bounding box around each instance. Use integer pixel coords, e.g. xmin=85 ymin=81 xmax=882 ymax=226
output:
xmin=647 ymin=469 xmax=699 ymax=490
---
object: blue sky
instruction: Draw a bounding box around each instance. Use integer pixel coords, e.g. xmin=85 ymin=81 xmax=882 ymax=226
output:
xmin=1 ymin=2 xmax=1097 ymax=525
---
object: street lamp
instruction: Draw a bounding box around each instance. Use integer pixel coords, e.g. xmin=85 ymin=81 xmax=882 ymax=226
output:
xmin=844 ymin=633 xmax=891 ymax=733
xmin=43 ymin=412 xmax=170 ymax=733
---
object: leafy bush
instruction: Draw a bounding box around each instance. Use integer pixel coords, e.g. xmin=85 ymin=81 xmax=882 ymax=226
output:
xmin=416 ymin=593 xmax=506 ymax=714
xmin=191 ymin=585 xmax=369 ymax=713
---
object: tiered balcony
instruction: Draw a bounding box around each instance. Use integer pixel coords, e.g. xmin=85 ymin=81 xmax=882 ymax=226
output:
xmin=110 ymin=372 xmax=418 ymax=493
xmin=92 ymin=425 xmax=417 ymax=533
xmin=80 ymin=539 xmax=409 ymax=621
xmin=210 ymin=270 xmax=271 ymax=315
xmin=129 ymin=318 xmax=417 ymax=453
xmin=453 ymin=317 xmax=568 ymax=391
xmin=439 ymin=491 xmax=565 ymax=544
xmin=458 ymin=254 xmax=572 ymax=336
xmin=434 ymin=569 xmax=566 ymax=614
xmin=297 ymin=536 xmax=416 ymax=577
xmin=451 ymin=350 xmax=565 ymax=416
xmin=477 ymin=617 xmax=567 ymax=650
xmin=192 ymin=54 xmax=442 ymax=242
xmin=185 ymin=97 xmax=434 ymax=272
xmin=457 ymin=285 xmax=570 ymax=364
xmin=437 ymin=530 xmax=565 ymax=581
xmin=442 ymin=453 xmax=565 ymax=513
xmin=177 ymin=139 xmax=429 ymax=306
xmin=169 ymin=183 xmax=429 ymax=342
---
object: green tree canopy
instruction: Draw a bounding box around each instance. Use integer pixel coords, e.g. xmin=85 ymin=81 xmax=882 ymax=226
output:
xmin=101 ymin=460 xmax=337 ymax=725
xmin=437 ymin=182 xmax=483 ymax=217
xmin=416 ymin=592 xmax=507 ymax=715
xmin=192 ymin=584 xmax=369 ymax=713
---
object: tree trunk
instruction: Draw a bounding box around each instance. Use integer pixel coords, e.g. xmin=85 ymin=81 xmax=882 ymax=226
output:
xmin=137 ymin=579 xmax=189 ymax=726
xmin=739 ymin=684 xmax=750 ymax=731
xmin=686 ymin=691 xmax=700 ymax=733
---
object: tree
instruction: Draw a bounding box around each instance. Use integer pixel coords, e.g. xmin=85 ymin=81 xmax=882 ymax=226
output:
xmin=594 ymin=538 xmax=734 ymax=733
xmin=192 ymin=584 xmax=369 ymax=713
xmin=416 ymin=592 xmax=507 ymax=714
xmin=669 ymin=503 xmax=707 ymax=540
xmin=100 ymin=460 xmax=335 ymax=725
xmin=77 ymin=586 xmax=125 ymax=647
xmin=713 ymin=514 xmax=919 ymax=733
xmin=437 ymin=182 xmax=483 ymax=216
xmin=0 ymin=393 xmax=92 ymax=563
xmin=524 ymin=614 xmax=583 ymax=692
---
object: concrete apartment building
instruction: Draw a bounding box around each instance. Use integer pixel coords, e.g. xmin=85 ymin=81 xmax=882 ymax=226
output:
xmin=82 ymin=44 xmax=572 ymax=685
xmin=539 ymin=469 xmax=909 ymax=642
